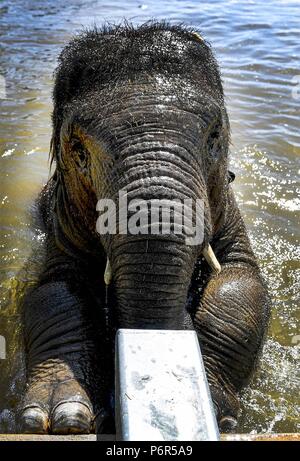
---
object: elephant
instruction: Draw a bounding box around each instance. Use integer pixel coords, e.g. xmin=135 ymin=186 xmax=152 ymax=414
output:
xmin=19 ymin=22 xmax=270 ymax=435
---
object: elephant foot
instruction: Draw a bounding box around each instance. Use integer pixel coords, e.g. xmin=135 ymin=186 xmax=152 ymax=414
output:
xmin=21 ymin=401 xmax=93 ymax=434
xmin=219 ymin=415 xmax=237 ymax=432
xmin=19 ymin=359 xmax=108 ymax=434
xmin=209 ymin=383 xmax=239 ymax=433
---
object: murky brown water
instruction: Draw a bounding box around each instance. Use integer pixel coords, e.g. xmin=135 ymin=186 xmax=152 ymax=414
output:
xmin=0 ymin=0 xmax=299 ymax=433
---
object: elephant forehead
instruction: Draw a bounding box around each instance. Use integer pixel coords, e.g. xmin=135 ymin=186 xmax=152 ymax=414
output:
xmin=53 ymin=25 xmax=223 ymax=113
xmin=65 ymin=82 xmax=222 ymax=133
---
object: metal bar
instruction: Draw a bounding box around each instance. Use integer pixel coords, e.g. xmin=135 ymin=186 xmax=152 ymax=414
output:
xmin=115 ymin=329 xmax=220 ymax=441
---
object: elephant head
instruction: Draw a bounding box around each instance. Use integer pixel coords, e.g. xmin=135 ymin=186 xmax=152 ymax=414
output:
xmin=50 ymin=23 xmax=230 ymax=330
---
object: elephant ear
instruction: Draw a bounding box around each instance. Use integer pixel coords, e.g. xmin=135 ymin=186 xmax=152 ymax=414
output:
xmin=228 ymin=170 xmax=236 ymax=183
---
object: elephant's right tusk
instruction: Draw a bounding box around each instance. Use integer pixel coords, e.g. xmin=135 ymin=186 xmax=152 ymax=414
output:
xmin=202 ymin=244 xmax=221 ymax=274
xmin=104 ymin=258 xmax=112 ymax=286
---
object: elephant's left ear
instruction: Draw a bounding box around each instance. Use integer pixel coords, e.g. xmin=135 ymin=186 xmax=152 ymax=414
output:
xmin=228 ymin=170 xmax=236 ymax=183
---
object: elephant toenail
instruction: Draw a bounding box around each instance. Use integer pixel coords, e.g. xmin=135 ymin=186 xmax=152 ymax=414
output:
xmin=219 ymin=415 xmax=238 ymax=432
xmin=20 ymin=406 xmax=49 ymax=434
xmin=51 ymin=402 xmax=92 ymax=434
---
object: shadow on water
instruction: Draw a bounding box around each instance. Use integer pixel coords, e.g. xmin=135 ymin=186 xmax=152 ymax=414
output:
xmin=0 ymin=0 xmax=299 ymax=433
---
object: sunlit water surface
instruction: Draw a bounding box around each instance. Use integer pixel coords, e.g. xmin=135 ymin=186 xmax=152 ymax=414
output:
xmin=0 ymin=0 xmax=299 ymax=433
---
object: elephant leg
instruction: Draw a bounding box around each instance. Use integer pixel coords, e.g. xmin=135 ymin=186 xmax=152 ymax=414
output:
xmin=194 ymin=265 xmax=268 ymax=431
xmin=19 ymin=280 xmax=112 ymax=434
xmin=194 ymin=192 xmax=270 ymax=431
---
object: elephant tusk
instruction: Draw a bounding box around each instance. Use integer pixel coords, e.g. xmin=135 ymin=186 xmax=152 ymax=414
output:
xmin=192 ymin=32 xmax=204 ymax=42
xmin=202 ymin=244 xmax=221 ymax=274
xmin=104 ymin=258 xmax=112 ymax=285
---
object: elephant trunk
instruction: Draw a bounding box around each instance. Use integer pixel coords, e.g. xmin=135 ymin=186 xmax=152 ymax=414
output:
xmin=101 ymin=141 xmax=212 ymax=329
xmin=111 ymin=236 xmax=197 ymax=328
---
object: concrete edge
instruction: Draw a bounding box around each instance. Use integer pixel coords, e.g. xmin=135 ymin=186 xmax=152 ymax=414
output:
xmin=0 ymin=433 xmax=299 ymax=441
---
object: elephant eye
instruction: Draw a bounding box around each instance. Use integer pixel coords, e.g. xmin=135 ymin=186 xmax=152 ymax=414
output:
xmin=207 ymin=122 xmax=222 ymax=159
xmin=71 ymin=138 xmax=88 ymax=171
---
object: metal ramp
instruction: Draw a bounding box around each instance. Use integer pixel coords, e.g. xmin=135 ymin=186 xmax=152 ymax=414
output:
xmin=115 ymin=329 xmax=220 ymax=441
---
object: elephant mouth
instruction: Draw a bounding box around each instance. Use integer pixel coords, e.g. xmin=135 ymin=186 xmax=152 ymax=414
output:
xmin=100 ymin=237 xmax=222 ymax=331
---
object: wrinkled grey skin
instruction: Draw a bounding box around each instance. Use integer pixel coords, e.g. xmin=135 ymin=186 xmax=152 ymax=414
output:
xmin=19 ymin=23 xmax=270 ymax=435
